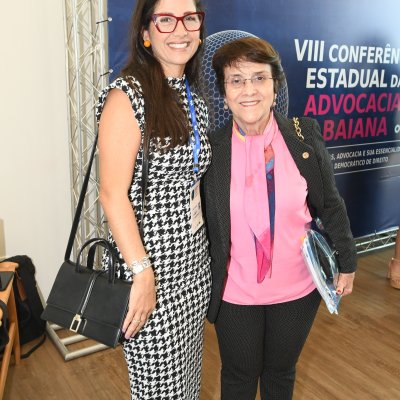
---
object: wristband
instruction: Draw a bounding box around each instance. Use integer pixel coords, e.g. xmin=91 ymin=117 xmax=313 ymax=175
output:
xmin=128 ymin=255 xmax=152 ymax=275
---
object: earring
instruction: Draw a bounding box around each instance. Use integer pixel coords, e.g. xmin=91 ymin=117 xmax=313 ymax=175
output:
xmin=199 ymin=38 xmax=202 ymax=45
xmin=223 ymin=101 xmax=229 ymax=111
xmin=144 ymin=40 xmax=151 ymax=48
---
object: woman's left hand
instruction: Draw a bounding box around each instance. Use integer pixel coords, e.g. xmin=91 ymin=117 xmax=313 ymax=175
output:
xmin=336 ymin=272 xmax=355 ymax=297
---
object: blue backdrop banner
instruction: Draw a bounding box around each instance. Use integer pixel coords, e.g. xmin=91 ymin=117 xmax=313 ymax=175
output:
xmin=107 ymin=0 xmax=400 ymax=238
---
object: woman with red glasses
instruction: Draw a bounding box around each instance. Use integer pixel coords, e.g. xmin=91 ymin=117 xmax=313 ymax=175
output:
xmin=96 ymin=0 xmax=210 ymax=399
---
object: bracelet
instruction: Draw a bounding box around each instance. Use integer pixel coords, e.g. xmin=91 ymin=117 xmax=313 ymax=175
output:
xmin=128 ymin=255 xmax=152 ymax=275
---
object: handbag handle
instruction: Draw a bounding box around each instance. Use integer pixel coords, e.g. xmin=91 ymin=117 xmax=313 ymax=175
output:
xmin=64 ymin=132 xmax=149 ymax=262
xmin=76 ymin=238 xmax=117 ymax=283
xmin=86 ymin=238 xmax=115 ymax=272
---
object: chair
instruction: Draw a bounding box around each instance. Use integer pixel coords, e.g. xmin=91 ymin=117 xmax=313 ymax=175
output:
xmin=0 ymin=261 xmax=21 ymax=400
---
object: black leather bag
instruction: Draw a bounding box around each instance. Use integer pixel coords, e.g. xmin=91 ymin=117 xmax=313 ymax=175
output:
xmin=41 ymin=134 xmax=149 ymax=348
xmin=42 ymin=238 xmax=131 ymax=348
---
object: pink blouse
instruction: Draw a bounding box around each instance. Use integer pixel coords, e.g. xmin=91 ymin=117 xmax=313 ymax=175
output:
xmin=222 ymin=115 xmax=316 ymax=305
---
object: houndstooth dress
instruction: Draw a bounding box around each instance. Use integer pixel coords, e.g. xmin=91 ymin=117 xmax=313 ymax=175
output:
xmin=96 ymin=76 xmax=212 ymax=400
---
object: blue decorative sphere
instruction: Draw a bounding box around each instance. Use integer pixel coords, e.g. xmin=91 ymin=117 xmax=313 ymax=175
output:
xmin=201 ymin=30 xmax=289 ymax=131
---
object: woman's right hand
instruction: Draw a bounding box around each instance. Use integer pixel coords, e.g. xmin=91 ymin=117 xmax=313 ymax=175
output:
xmin=123 ymin=268 xmax=156 ymax=339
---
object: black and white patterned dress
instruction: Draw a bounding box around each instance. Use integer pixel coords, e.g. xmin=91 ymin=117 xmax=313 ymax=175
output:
xmin=96 ymin=76 xmax=212 ymax=400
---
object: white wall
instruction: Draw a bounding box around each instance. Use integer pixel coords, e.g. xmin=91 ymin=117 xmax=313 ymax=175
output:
xmin=0 ymin=1 xmax=71 ymax=298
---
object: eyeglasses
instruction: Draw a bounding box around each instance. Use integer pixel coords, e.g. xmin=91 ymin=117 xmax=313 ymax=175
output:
xmin=151 ymin=12 xmax=205 ymax=33
xmin=224 ymin=75 xmax=274 ymax=89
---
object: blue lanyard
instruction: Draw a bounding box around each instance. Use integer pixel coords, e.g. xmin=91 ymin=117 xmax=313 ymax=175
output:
xmin=185 ymin=79 xmax=201 ymax=174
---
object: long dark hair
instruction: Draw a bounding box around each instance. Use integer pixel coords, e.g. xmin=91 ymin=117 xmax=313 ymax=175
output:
xmin=120 ymin=0 xmax=205 ymax=149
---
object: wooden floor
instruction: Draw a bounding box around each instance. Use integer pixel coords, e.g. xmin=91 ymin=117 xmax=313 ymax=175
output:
xmin=4 ymin=247 xmax=400 ymax=400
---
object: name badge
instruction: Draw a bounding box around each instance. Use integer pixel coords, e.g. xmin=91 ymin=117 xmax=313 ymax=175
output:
xmin=190 ymin=180 xmax=204 ymax=234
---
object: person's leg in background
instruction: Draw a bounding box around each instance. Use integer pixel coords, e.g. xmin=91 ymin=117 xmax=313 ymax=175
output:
xmin=214 ymin=301 xmax=265 ymax=400
xmin=260 ymin=289 xmax=321 ymax=400
xmin=388 ymin=228 xmax=400 ymax=289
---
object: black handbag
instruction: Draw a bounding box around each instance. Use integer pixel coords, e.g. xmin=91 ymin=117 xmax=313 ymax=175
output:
xmin=41 ymin=133 xmax=149 ymax=348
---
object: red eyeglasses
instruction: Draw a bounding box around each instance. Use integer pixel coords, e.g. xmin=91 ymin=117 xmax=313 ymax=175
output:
xmin=151 ymin=12 xmax=205 ymax=33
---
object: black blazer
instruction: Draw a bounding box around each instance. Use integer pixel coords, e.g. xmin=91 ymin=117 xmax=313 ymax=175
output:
xmin=203 ymin=112 xmax=357 ymax=323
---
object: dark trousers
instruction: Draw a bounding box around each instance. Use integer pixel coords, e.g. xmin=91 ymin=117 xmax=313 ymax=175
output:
xmin=214 ymin=289 xmax=321 ymax=400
